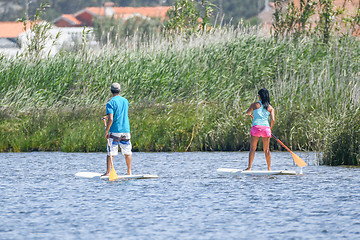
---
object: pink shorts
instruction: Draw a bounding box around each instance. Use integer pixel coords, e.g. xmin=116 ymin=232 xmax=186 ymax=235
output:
xmin=250 ymin=125 xmax=271 ymax=138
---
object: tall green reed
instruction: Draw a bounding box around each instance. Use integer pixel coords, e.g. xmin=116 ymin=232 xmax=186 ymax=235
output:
xmin=1 ymin=26 xmax=359 ymax=165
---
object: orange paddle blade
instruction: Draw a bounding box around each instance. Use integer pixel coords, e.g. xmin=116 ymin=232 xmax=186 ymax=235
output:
xmin=109 ymin=165 xmax=118 ymax=181
xmin=271 ymin=133 xmax=307 ymax=168
xmin=291 ymin=152 xmax=307 ymax=168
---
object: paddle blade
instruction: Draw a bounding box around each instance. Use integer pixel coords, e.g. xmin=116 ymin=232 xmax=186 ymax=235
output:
xmin=291 ymin=152 xmax=307 ymax=167
xmin=109 ymin=166 xmax=118 ymax=181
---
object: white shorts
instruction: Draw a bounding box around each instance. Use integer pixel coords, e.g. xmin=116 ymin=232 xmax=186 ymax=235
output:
xmin=107 ymin=133 xmax=132 ymax=156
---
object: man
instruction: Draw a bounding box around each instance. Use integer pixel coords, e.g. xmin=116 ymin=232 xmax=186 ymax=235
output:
xmin=103 ymin=82 xmax=132 ymax=176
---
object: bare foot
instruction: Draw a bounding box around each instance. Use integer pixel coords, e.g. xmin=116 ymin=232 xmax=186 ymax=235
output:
xmin=127 ymin=172 xmax=132 ymax=175
xmin=243 ymin=167 xmax=251 ymax=171
xmin=101 ymin=173 xmax=109 ymax=177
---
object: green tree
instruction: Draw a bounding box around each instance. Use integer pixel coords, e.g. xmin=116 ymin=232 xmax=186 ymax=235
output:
xmin=315 ymin=0 xmax=344 ymax=44
xmin=272 ymin=0 xmax=317 ymax=39
xmin=165 ymin=0 xmax=215 ymax=33
xmin=272 ymin=0 xmax=356 ymax=44
xmin=18 ymin=2 xmax=60 ymax=60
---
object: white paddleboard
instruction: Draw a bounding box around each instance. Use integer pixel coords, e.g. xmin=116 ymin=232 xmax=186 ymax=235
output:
xmin=217 ymin=168 xmax=297 ymax=176
xmin=75 ymin=172 xmax=158 ymax=180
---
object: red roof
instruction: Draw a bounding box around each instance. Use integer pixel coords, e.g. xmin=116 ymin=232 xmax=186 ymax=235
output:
xmin=0 ymin=21 xmax=32 ymax=38
xmin=60 ymin=14 xmax=82 ymax=25
xmin=82 ymin=6 xmax=171 ymax=20
xmin=53 ymin=6 xmax=171 ymax=27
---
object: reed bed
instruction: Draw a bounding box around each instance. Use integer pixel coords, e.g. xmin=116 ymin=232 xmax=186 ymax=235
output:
xmin=0 ymin=27 xmax=359 ymax=165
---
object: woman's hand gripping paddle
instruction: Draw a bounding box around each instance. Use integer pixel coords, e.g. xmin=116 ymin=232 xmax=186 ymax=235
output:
xmin=103 ymin=118 xmax=118 ymax=181
xmin=249 ymin=115 xmax=307 ymax=168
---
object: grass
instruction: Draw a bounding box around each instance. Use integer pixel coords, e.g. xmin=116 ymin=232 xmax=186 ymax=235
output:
xmin=0 ymin=27 xmax=359 ymax=165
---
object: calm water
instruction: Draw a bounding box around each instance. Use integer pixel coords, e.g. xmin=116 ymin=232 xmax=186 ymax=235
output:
xmin=0 ymin=151 xmax=359 ymax=240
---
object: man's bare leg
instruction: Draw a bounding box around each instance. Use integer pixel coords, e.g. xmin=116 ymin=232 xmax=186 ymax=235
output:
xmin=125 ymin=154 xmax=132 ymax=175
xmin=102 ymin=155 xmax=112 ymax=176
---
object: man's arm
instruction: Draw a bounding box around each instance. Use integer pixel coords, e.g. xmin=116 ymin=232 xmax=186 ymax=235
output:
xmin=105 ymin=113 xmax=113 ymax=138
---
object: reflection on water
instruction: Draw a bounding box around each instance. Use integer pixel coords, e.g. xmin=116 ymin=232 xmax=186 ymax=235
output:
xmin=0 ymin=151 xmax=359 ymax=239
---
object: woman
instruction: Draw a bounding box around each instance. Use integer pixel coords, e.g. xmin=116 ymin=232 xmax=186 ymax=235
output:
xmin=245 ymin=88 xmax=275 ymax=171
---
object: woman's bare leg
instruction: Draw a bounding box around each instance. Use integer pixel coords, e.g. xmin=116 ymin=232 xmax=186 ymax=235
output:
xmin=262 ymin=137 xmax=271 ymax=171
xmin=245 ymin=135 xmax=260 ymax=171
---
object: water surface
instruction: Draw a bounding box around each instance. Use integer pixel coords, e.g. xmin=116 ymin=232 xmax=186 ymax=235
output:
xmin=0 ymin=151 xmax=359 ymax=239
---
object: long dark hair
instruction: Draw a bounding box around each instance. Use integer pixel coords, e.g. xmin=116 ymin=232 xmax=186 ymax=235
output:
xmin=258 ymin=88 xmax=270 ymax=110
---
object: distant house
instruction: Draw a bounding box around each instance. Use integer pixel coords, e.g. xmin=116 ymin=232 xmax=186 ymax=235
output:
xmin=0 ymin=2 xmax=171 ymax=56
xmin=0 ymin=21 xmax=32 ymax=55
xmin=0 ymin=20 xmax=94 ymax=56
xmin=53 ymin=2 xmax=171 ymax=28
xmin=17 ymin=24 xmax=95 ymax=56
xmin=0 ymin=21 xmax=32 ymax=42
xmin=53 ymin=14 xmax=83 ymax=28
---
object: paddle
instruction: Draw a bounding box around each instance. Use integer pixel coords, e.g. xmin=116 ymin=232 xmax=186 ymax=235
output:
xmin=103 ymin=118 xmax=118 ymax=181
xmin=249 ymin=115 xmax=307 ymax=168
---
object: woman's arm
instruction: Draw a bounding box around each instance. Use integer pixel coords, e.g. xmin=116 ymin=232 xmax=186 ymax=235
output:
xmin=269 ymin=106 xmax=275 ymax=129
xmin=246 ymin=102 xmax=256 ymax=116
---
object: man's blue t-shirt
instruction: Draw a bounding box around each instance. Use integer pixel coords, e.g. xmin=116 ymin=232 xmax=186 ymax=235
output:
xmin=106 ymin=95 xmax=130 ymax=133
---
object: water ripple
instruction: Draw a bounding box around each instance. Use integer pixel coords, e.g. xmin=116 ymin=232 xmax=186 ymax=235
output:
xmin=0 ymin=151 xmax=359 ymax=239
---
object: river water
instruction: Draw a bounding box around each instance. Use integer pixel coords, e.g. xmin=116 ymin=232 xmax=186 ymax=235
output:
xmin=0 ymin=151 xmax=359 ymax=240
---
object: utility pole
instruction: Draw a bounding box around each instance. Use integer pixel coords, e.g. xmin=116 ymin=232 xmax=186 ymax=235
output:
xmin=265 ymin=0 xmax=269 ymax=11
xmin=25 ymin=0 xmax=29 ymax=20
xmin=219 ymin=0 xmax=223 ymax=19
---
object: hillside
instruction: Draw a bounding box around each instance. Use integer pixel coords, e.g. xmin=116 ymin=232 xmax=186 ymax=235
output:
xmin=0 ymin=0 xmax=265 ymax=24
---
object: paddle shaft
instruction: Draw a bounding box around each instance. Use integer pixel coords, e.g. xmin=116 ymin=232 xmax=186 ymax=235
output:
xmin=271 ymin=133 xmax=293 ymax=153
xmin=103 ymin=118 xmax=119 ymax=180
xmin=103 ymin=119 xmax=115 ymax=168
xmin=103 ymin=118 xmax=111 ymax=152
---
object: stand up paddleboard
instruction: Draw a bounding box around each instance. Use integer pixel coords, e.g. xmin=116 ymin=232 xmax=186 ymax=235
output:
xmin=75 ymin=172 xmax=158 ymax=180
xmin=217 ymin=168 xmax=297 ymax=176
